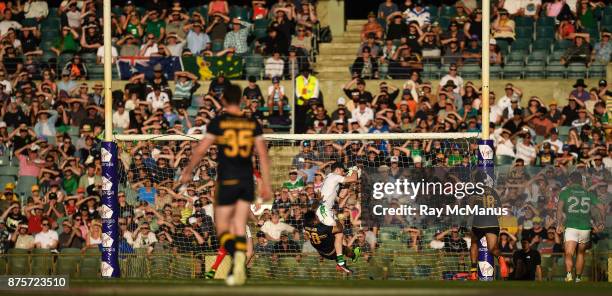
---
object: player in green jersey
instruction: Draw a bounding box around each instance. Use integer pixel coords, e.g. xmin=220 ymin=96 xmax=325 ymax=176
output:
xmin=556 ymin=172 xmax=605 ymax=283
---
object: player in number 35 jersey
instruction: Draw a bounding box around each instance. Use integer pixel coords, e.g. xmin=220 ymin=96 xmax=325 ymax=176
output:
xmin=179 ymin=84 xmax=272 ymax=286
xmin=556 ymin=172 xmax=605 ymax=283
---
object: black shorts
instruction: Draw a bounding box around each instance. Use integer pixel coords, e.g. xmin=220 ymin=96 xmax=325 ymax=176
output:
xmin=471 ymin=226 xmax=500 ymax=240
xmin=215 ymin=177 xmax=255 ymax=206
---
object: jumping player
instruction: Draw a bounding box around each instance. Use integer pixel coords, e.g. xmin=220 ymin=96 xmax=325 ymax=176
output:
xmin=469 ymin=172 xmax=508 ymax=280
xmin=556 ymin=172 xmax=605 ymax=283
xmin=316 ymin=162 xmax=359 ymax=273
xmin=179 ymin=84 xmax=272 ymax=286
xmin=303 ymin=210 xmax=361 ymax=271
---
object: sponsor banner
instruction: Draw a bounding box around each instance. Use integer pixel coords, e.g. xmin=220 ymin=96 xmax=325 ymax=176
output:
xmin=101 ymin=142 xmax=120 ymax=278
xmin=477 ymin=139 xmax=495 ymax=168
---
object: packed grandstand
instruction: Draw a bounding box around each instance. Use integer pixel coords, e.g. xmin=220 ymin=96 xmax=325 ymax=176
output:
xmin=0 ymin=0 xmax=610 ymax=282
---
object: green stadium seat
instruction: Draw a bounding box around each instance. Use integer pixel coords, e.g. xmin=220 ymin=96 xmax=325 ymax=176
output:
xmin=249 ymin=256 xmax=271 ymax=280
xmin=437 ymin=18 xmax=450 ymax=31
xmin=426 ymin=6 xmax=438 ymax=19
xmin=515 ymin=27 xmax=533 ymax=40
xmin=546 ymin=63 xmax=567 ymax=79
xmin=495 ymin=39 xmax=510 ymax=54
xmin=89 ymin=65 xmax=104 ymax=80
xmin=536 ymin=16 xmax=555 ymax=28
xmin=30 ymin=248 xmax=53 ymax=275
xmin=490 ymin=65 xmax=503 ymax=79
xmin=211 ymin=40 xmax=224 ymax=52
xmin=588 ymin=62 xmax=606 ymax=78
xmin=0 ymin=166 xmax=18 ymax=185
xmin=150 ymin=252 xmax=172 ymax=278
xmin=502 ymin=64 xmax=523 ymax=79
xmin=548 ymin=50 xmax=565 ymax=64
xmin=495 ymin=155 xmax=515 ymax=166
xmin=553 ymin=39 xmax=573 ymax=52
xmin=128 ymin=248 xmax=150 ymax=278
xmin=536 ymin=26 xmax=555 ymax=40
xmin=423 ymin=63 xmax=440 ymax=79
xmin=170 ymin=254 xmax=195 ymax=279
xmin=391 ymin=255 xmax=417 ymax=280
xmin=527 ymin=50 xmax=548 ymax=64
xmin=7 ymin=249 xmax=29 ymax=275
xmin=440 ymin=5 xmax=456 ymax=18
xmin=79 ymin=247 xmax=101 ymax=278
xmin=229 ymin=6 xmax=250 ymax=20
xmin=459 ymin=64 xmax=481 ymax=79
xmin=253 ymin=27 xmax=268 ymax=39
xmin=566 ymin=63 xmax=587 ymax=78
xmin=510 ymin=39 xmax=531 ymax=54
xmin=515 ymin=16 xmax=534 ymax=28
xmin=532 ymin=38 xmax=552 ymax=53
xmin=56 ymin=248 xmax=81 ymax=278
xmin=244 ymin=66 xmax=262 ymax=79
xmin=505 ymin=51 xmax=525 ymax=65
xmin=16 ymin=176 xmax=37 ymax=199
xmin=524 ymin=64 xmax=546 ymax=79
xmin=81 ymin=53 xmax=97 ymax=64
xmin=277 ymin=256 xmax=299 ymax=279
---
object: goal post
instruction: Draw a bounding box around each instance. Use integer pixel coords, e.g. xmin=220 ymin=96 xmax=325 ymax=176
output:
xmin=102 ymin=132 xmax=507 ymax=280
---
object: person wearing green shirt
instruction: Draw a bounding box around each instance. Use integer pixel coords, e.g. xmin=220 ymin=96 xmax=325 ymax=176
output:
xmin=61 ymin=167 xmax=79 ymax=195
xmin=141 ymin=10 xmax=166 ymax=41
xmin=51 ymin=26 xmax=79 ymax=56
xmin=282 ymin=168 xmax=305 ymax=192
xmin=556 ymin=172 xmax=605 ymax=283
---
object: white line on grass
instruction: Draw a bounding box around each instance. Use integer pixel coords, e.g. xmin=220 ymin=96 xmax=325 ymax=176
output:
xmin=70 ymin=286 xmax=487 ymax=296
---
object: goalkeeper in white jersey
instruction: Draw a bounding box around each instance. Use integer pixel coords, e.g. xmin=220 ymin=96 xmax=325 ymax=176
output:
xmin=316 ymin=162 xmax=359 ymax=273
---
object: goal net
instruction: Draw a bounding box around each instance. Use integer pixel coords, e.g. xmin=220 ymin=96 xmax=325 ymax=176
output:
xmin=112 ymin=132 xmax=484 ymax=280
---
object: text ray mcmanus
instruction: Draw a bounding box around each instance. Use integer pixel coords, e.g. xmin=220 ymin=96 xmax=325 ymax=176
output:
xmin=372 ymin=204 xmax=508 ymax=218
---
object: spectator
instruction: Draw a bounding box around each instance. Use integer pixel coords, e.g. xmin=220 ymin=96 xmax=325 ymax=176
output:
xmin=377 ymin=0 xmax=399 ymax=26
xmin=206 ymin=13 xmax=229 ymax=43
xmin=561 ymin=34 xmax=591 ymax=65
xmin=404 ymin=1 xmax=430 ymax=28
xmin=267 ymin=76 xmax=287 ymax=117
xmin=351 ymin=46 xmax=379 ymax=79
xmin=351 ymin=98 xmax=374 ymax=129
xmin=361 ymin=12 xmax=383 ymax=41
xmin=142 ymin=10 xmax=166 ymax=41
xmin=34 ymin=218 xmax=58 ymax=249
xmin=512 ymin=239 xmax=543 ymax=281
xmin=492 ymin=9 xmax=515 ymax=44
xmin=165 ymin=8 xmax=190 ymax=40
xmin=291 ymin=25 xmax=312 ymax=55
xmin=464 ymin=8 xmax=483 ymax=41
xmin=386 ymin=13 xmax=409 ymax=41
xmin=11 ymin=223 xmax=34 ymax=250
xmin=272 ymin=230 xmax=301 ymax=255
xmin=254 ymin=230 xmax=272 ymax=254
xmin=439 ymin=64 xmax=463 ymax=95
xmin=294 ymin=67 xmax=320 ymax=133
xmin=265 ymin=51 xmax=285 ymax=79
xmin=261 ymin=211 xmax=295 ymax=241
xmin=591 ymin=31 xmax=611 ymax=65
xmin=185 ymin=22 xmax=210 ymax=55
xmin=434 ymin=225 xmax=468 ymax=253
xmin=223 ymin=18 xmax=252 ymax=56
xmin=208 ymin=0 xmax=229 ymax=17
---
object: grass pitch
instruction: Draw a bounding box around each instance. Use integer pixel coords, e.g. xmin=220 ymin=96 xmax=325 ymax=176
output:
xmin=2 ymin=279 xmax=610 ymax=296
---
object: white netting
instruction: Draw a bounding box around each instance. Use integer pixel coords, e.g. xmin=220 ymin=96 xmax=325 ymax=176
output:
xmin=113 ymin=132 xmax=486 ymax=280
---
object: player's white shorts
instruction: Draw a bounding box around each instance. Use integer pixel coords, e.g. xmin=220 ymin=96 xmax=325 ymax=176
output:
xmin=246 ymin=225 xmax=252 ymax=239
xmin=316 ymin=204 xmax=336 ymax=227
xmin=564 ymin=228 xmax=590 ymax=244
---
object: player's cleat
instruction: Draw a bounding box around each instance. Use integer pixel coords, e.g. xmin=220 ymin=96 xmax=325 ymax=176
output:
xmin=498 ymin=256 xmax=509 ymax=278
xmin=352 ymin=247 xmax=362 ymax=263
xmin=574 ymin=275 xmax=582 ymax=283
xmin=565 ymin=272 xmax=574 ymax=282
xmin=204 ymin=269 xmax=216 ymax=279
xmin=468 ymin=268 xmax=478 ymax=281
xmin=226 ymin=251 xmax=247 ymax=286
xmin=336 ymin=263 xmax=353 ymax=274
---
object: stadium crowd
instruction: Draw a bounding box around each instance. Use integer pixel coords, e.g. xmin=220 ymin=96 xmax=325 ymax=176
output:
xmin=0 ymin=0 xmax=609 ymax=281
xmin=352 ymin=0 xmax=612 ymax=79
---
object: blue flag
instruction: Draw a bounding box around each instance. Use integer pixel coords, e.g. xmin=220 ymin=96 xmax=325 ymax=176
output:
xmin=117 ymin=56 xmax=183 ymax=80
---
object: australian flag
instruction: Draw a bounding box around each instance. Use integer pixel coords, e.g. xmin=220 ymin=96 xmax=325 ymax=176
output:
xmin=117 ymin=56 xmax=183 ymax=80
